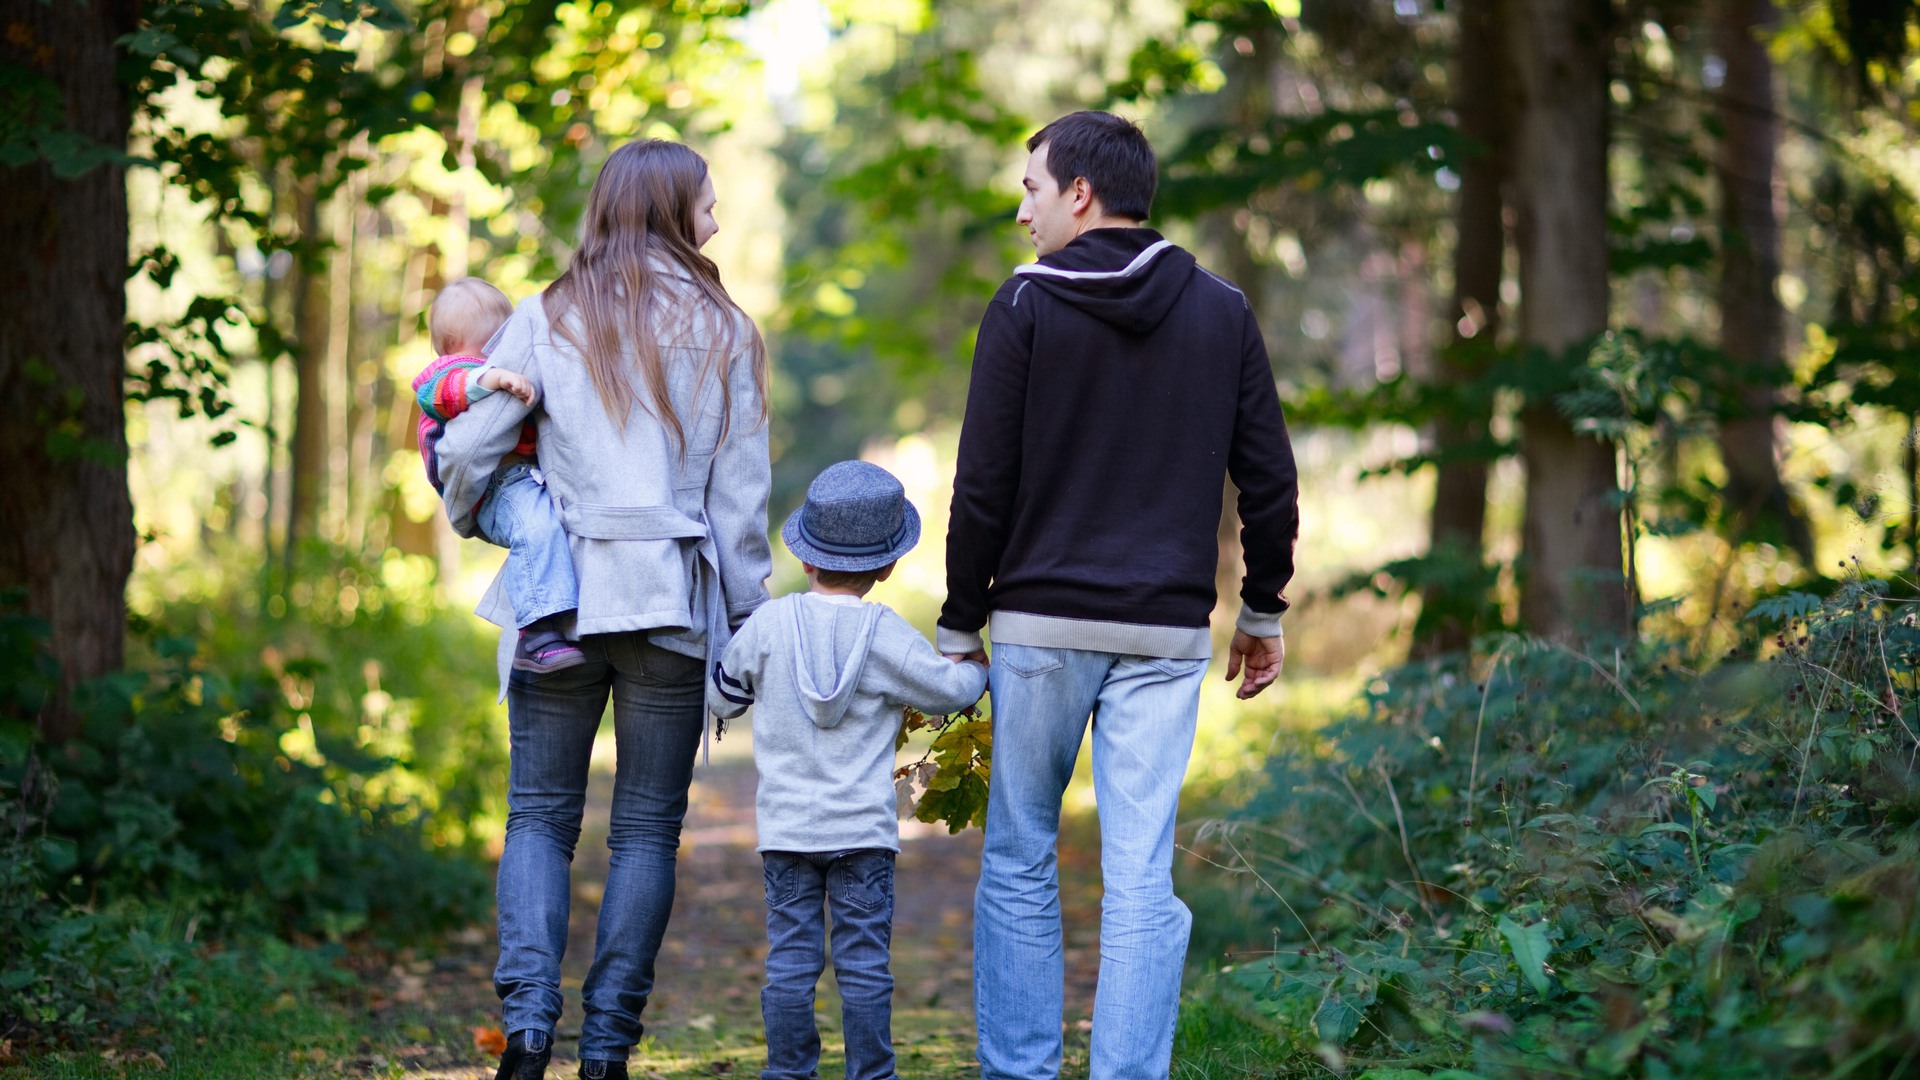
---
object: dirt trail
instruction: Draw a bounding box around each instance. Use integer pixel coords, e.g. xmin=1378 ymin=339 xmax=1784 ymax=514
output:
xmin=370 ymin=727 xmax=1104 ymax=1078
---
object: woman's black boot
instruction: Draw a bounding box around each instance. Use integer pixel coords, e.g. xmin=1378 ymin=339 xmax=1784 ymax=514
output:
xmin=494 ymin=1029 xmax=552 ymax=1080
xmin=578 ymin=1060 xmax=627 ymax=1080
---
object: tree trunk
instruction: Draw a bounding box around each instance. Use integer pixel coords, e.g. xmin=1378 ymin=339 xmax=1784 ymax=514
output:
xmin=1713 ymin=0 xmax=1810 ymax=560
xmin=0 ymin=0 xmax=140 ymax=739
xmin=1396 ymin=239 xmax=1433 ymax=381
xmin=1414 ymin=0 xmax=1509 ymax=657
xmin=287 ymin=183 xmax=328 ymax=558
xmin=324 ymin=181 xmax=354 ymax=547
xmin=1510 ymin=0 xmax=1631 ymax=638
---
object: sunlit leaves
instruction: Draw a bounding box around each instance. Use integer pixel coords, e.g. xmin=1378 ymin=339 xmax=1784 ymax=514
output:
xmin=1775 ymin=0 xmax=1920 ymax=102
xmin=893 ymin=704 xmax=990 ymax=833
xmin=778 ymin=26 xmax=1029 ymax=389
xmin=105 ymin=0 xmax=761 ymax=444
xmin=124 ymin=293 xmax=245 ymax=444
xmin=1106 ymin=37 xmax=1223 ymax=102
xmin=272 ymin=0 xmax=413 ymax=39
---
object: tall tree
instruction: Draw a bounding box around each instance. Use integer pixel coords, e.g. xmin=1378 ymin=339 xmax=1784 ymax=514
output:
xmin=287 ymin=183 xmax=330 ymax=553
xmin=0 ymin=0 xmax=141 ymax=738
xmin=1414 ymin=0 xmax=1509 ymax=655
xmin=1510 ymin=0 xmax=1631 ymax=636
xmin=1713 ymin=0 xmax=1809 ymax=559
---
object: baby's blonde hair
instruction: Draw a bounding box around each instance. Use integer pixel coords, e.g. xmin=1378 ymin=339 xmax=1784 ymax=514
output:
xmin=429 ymin=277 xmax=514 ymax=357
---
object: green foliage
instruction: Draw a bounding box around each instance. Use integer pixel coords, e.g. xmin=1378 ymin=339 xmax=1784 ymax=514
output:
xmin=18 ymin=0 xmax=752 ymax=451
xmin=152 ymin=543 xmax=512 ymax=851
xmin=1335 ymin=540 xmax=1510 ymax=645
xmin=894 ymin=702 xmax=992 ymax=833
xmin=1186 ymin=578 xmax=1920 ymax=1076
xmin=0 ymin=66 xmax=134 ymax=177
xmin=777 ymin=30 xmax=1029 ymax=375
xmin=123 ymin=284 xmax=245 ymax=447
xmin=112 ymin=0 xmax=444 ymax=433
xmin=1809 ymin=0 xmax=1920 ymax=101
xmin=0 ymin=903 xmax=357 ymax=1057
xmin=1158 ymin=108 xmax=1468 ymax=217
xmin=1294 ymin=318 xmax=1920 ymax=631
xmin=768 ymin=12 xmax=1034 ymax=505
xmin=1114 ymin=0 xmax=1920 ymax=635
xmin=0 ymin=581 xmax=490 ymax=1047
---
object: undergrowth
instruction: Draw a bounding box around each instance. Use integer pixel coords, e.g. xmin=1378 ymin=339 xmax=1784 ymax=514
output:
xmin=1179 ymin=577 xmax=1920 ymax=1078
xmin=0 ymin=573 xmax=493 ymax=1053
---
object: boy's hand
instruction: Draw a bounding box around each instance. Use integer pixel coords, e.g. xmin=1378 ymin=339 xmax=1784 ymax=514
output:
xmin=478 ymin=368 xmax=538 ymax=406
xmin=944 ymin=650 xmax=989 ymax=668
xmin=1225 ymin=631 xmax=1284 ymax=699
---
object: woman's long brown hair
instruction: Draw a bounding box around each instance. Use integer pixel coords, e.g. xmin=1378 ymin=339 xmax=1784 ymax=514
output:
xmin=542 ymin=140 xmax=767 ymax=452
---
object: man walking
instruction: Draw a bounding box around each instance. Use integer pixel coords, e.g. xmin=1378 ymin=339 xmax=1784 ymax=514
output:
xmin=940 ymin=110 xmax=1298 ymax=1079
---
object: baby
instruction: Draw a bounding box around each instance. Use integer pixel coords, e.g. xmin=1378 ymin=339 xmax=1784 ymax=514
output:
xmin=413 ymin=277 xmax=582 ymax=673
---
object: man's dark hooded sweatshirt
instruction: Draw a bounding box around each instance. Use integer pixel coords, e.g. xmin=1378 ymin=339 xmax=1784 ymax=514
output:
xmin=938 ymin=228 xmax=1299 ymax=660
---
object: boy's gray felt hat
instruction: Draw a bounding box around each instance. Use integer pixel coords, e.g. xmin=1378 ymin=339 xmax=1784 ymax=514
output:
xmin=782 ymin=460 xmax=921 ymax=572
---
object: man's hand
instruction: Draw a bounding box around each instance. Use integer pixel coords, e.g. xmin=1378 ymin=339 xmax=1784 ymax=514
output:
xmin=1225 ymin=631 xmax=1284 ymax=699
xmin=478 ymin=367 xmax=538 ymax=406
xmin=944 ymin=650 xmax=989 ymax=668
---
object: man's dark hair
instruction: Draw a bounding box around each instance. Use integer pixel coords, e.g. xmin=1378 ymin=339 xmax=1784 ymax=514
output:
xmin=1027 ymin=111 xmax=1157 ymax=221
xmin=812 ymin=564 xmax=890 ymax=591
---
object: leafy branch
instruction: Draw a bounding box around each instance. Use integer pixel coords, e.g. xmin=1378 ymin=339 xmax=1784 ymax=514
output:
xmin=893 ymin=702 xmax=991 ymax=834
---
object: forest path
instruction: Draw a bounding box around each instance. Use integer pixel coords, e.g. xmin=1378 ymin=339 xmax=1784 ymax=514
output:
xmin=363 ymin=725 xmax=1105 ymax=1079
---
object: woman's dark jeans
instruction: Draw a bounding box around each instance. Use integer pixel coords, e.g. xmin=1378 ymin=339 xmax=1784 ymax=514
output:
xmin=760 ymin=849 xmax=898 ymax=1080
xmin=493 ymin=633 xmax=705 ymax=1063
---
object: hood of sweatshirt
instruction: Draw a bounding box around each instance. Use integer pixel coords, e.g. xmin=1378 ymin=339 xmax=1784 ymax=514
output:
xmin=786 ymin=595 xmax=884 ymax=729
xmin=1013 ymin=228 xmax=1198 ymax=335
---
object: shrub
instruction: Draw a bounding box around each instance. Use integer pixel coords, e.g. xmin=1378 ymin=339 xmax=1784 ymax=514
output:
xmin=0 ymin=585 xmax=492 ymax=1047
xmin=138 ymin=543 xmax=512 ymax=853
xmin=1184 ymin=578 xmax=1920 ymax=1077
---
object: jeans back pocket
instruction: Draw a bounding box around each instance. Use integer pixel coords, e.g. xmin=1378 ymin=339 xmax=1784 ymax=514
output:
xmin=999 ymin=647 xmax=1064 ymax=679
xmin=830 ymin=851 xmax=894 ymax=914
xmin=763 ymin=856 xmax=800 ymax=906
xmin=1143 ymin=655 xmax=1208 ymax=679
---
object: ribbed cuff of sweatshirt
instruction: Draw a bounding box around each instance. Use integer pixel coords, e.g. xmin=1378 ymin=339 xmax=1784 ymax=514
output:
xmin=464 ymin=365 xmax=498 ymax=402
xmin=936 ymin=625 xmax=985 ymax=655
xmin=1235 ymin=607 xmax=1284 ymax=639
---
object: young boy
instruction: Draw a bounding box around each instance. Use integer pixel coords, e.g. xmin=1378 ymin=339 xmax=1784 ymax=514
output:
xmin=413 ymin=277 xmax=583 ymax=673
xmin=708 ymin=460 xmax=988 ymax=1080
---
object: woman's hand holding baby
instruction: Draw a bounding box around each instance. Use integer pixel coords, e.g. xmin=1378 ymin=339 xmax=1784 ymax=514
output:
xmin=478 ymin=368 xmax=539 ymax=406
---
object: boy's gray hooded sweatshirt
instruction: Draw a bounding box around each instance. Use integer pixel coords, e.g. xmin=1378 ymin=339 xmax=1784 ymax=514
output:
xmin=711 ymin=593 xmax=987 ymax=853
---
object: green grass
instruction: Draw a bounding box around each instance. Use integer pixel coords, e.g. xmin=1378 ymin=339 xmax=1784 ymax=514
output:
xmin=1 ymin=976 xmax=1308 ymax=1080
xmin=607 ymin=999 xmax=986 ymax=1080
xmin=1173 ymin=983 xmax=1292 ymax=1080
xmin=1 ymin=980 xmax=366 ymax=1079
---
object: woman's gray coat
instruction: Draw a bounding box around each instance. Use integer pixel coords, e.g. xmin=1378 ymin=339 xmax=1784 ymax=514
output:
xmin=434 ymin=264 xmax=772 ymax=685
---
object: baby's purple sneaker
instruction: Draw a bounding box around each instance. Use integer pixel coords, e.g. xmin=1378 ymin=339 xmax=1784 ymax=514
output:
xmin=512 ymin=629 xmax=586 ymax=674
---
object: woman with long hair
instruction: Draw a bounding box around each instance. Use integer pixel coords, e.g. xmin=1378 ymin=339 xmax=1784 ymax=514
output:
xmin=435 ymin=140 xmax=771 ymax=1080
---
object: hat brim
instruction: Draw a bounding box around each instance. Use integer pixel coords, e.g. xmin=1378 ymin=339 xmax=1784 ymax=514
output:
xmin=781 ymin=500 xmax=921 ymax=572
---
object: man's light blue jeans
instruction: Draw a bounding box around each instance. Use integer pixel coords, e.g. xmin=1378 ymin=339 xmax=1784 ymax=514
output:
xmin=974 ymin=643 xmax=1207 ymax=1080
